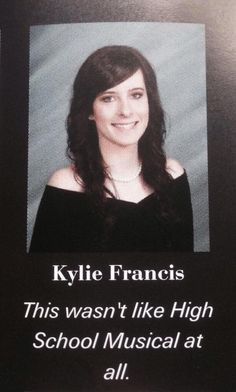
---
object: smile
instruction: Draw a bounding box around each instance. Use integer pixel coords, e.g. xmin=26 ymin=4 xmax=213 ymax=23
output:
xmin=112 ymin=121 xmax=138 ymax=130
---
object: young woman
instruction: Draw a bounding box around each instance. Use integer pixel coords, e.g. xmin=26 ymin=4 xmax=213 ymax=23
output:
xmin=30 ymin=45 xmax=193 ymax=252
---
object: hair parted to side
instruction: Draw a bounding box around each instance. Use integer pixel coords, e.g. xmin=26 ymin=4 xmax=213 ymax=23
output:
xmin=67 ymin=45 xmax=172 ymax=208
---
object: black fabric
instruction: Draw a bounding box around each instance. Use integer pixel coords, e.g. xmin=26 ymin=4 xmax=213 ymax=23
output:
xmin=30 ymin=172 xmax=193 ymax=252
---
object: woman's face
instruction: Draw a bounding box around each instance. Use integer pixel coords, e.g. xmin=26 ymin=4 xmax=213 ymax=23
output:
xmin=90 ymin=69 xmax=149 ymax=148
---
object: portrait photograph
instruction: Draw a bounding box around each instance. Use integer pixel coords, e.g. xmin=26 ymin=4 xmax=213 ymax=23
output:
xmin=28 ymin=22 xmax=209 ymax=252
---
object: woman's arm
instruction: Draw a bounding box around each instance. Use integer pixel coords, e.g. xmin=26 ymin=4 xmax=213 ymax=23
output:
xmin=30 ymin=166 xmax=84 ymax=252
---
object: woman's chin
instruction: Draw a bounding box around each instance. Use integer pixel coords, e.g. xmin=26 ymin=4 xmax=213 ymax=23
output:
xmin=110 ymin=136 xmax=141 ymax=148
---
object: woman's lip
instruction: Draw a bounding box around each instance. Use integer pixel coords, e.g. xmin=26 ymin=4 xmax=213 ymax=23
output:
xmin=112 ymin=121 xmax=138 ymax=129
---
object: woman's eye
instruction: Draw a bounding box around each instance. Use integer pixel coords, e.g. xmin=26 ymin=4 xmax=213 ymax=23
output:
xmin=132 ymin=92 xmax=143 ymax=99
xmin=101 ymin=96 xmax=114 ymax=103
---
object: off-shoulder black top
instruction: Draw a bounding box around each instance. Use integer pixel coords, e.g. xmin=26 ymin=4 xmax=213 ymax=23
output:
xmin=30 ymin=172 xmax=193 ymax=252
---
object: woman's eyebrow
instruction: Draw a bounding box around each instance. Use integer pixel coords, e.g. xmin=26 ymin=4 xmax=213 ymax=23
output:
xmin=129 ymin=87 xmax=145 ymax=91
xmin=98 ymin=87 xmax=145 ymax=96
xmin=106 ymin=87 xmax=145 ymax=93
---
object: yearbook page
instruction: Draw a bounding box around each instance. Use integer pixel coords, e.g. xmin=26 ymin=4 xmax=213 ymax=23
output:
xmin=1 ymin=1 xmax=235 ymax=391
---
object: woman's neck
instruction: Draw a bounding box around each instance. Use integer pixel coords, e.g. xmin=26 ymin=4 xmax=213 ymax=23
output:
xmin=99 ymin=138 xmax=154 ymax=202
xmin=100 ymin=140 xmax=140 ymax=178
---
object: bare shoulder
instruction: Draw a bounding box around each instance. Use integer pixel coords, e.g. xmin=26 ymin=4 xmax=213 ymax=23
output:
xmin=166 ymin=158 xmax=184 ymax=179
xmin=47 ymin=166 xmax=83 ymax=192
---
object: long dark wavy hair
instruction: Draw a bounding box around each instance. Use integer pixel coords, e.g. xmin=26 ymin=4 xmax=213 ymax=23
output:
xmin=67 ymin=45 xmax=173 ymax=219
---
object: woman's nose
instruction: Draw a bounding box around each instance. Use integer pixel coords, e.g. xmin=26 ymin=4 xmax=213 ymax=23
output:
xmin=118 ymin=97 xmax=132 ymax=117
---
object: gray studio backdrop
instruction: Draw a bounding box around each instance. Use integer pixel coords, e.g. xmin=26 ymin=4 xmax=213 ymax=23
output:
xmin=28 ymin=22 xmax=209 ymax=252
